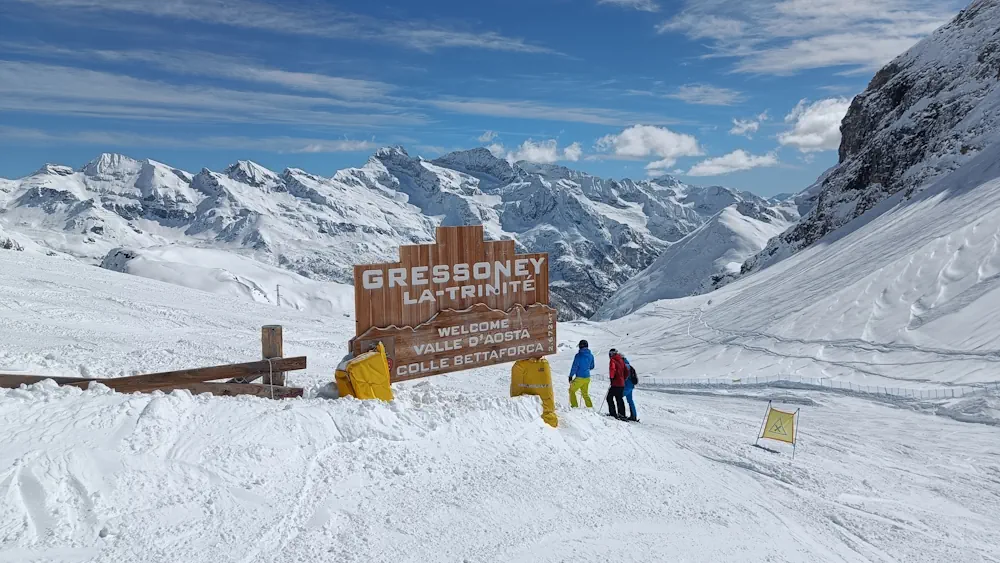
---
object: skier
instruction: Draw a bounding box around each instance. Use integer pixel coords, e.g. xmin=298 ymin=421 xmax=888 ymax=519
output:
xmin=568 ymin=339 xmax=595 ymax=408
xmin=606 ymin=348 xmax=627 ymax=419
xmin=621 ymin=354 xmax=638 ymax=422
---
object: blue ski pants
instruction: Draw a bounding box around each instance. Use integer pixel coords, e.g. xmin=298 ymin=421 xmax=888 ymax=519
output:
xmin=624 ymin=385 xmax=637 ymax=418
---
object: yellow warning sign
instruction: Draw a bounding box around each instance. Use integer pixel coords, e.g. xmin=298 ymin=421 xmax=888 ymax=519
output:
xmin=761 ymin=407 xmax=796 ymax=444
xmin=754 ymin=401 xmax=800 ymax=457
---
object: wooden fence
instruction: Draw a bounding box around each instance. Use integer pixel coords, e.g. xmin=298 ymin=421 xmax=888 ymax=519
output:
xmin=0 ymin=325 xmax=306 ymax=399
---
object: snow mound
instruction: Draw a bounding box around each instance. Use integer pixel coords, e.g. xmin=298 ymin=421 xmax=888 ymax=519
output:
xmin=0 ymin=223 xmax=24 ymax=252
xmin=100 ymin=246 xmax=354 ymax=317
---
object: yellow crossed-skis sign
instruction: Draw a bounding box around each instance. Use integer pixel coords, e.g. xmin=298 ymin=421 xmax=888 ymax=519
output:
xmin=761 ymin=405 xmax=797 ymax=445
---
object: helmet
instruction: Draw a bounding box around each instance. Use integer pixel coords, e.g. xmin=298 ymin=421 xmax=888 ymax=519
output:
xmin=578 ymin=339 xmax=588 ymax=349
xmin=609 ymin=348 xmax=617 ymax=357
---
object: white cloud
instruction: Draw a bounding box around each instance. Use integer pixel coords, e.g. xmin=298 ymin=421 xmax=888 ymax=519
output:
xmin=686 ymin=149 xmax=779 ymax=176
xmin=10 ymin=0 xmax=558 ymax=54
xmin=595 ymin=125 xmax=703 ymax=168
xmin=496 ymin=139 xmax=582 ymax=164
xmin=292 ymin=140 xmax=378 ymax=153
xmin=478 ymin=130 xmax=499 ymax=143
xmin=778 ymin=97 xmax=851 ymax=152
xmin=667 ymin=84 xmax=744 ymax=106
xmin=5 ymin=45 xmax=395 ymax=100
xmin=0 ymin=61 xmax=426 ymax=128
xmin=597 ymin=0 xmax=659 ymax=12
xmin=487 ymin=143 xmax=506 ymax=158
xmin=563 ymin=142 xmax=583 ymax=162
xmin=0 ymin=125 xmax=377 ymax=153
xmin=428 ymin=97 xmax=678 ymax=126
xmin=657 ymin=0 xmax=960 ymax=74
xmin=729 ymin=111 xmax=769 ymax=138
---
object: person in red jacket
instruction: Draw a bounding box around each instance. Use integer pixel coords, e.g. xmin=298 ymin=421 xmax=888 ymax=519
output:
xmin=607 ymin=348 xmax=628 ymax=419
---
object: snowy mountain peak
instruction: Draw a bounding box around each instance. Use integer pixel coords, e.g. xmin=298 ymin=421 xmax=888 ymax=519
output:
xmin=373 ymin=146 xmax=410 ymax=160
xmin=32 ymin=164 xmax=75 ymax=177
xmin=518 ymin=161 xmax=589 ymax=180
xmin=81 ymin=153 xmax=143 ymax=179
xmin=223 ymin=160 xmax=283 ymax=190
xmin=431 ymin=148 xmax=527 ymax=188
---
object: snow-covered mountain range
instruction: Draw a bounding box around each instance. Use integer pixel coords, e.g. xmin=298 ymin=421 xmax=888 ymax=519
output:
xmin=0 ymin=147 xmax=785 ymax=319
xmin=594 ymin=200 xmax=796 ymax=320
xmin=729 ymin=0 xmax=1000 ymax=281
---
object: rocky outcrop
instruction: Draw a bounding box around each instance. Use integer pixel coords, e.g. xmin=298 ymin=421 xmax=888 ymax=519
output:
xmin=736 ymin=0 xmax=1000 ymax=279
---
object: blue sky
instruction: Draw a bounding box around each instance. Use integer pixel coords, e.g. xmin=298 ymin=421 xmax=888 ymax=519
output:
xmin=0 ymin=0 xmax=966 ymax=196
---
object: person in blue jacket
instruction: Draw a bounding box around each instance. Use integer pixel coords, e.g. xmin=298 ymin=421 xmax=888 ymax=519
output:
xmin=622 ymin=354 xmax=638 ymax=421
xmin=568 ymin=339 xmax=595 ymax=408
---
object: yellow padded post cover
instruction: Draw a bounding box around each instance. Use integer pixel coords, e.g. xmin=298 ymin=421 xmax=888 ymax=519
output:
xmin=335 ymin=355 xmax=355 ymax=398
xmin=345 ymin=342 xmax=394 ymax=401
xmin=511 ymin=358 xmax=557 ymax=428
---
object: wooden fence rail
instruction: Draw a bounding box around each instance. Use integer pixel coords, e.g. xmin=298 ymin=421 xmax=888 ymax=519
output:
xmin=0 ymin=326 xmax=307 ymax=399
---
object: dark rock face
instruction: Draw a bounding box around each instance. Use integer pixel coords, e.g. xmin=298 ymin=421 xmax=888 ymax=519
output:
xmin=734 ymin=0 xmax=1000 ymax=280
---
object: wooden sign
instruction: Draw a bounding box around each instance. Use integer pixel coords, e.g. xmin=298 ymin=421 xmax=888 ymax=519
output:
xmin=355 ymin=303 xmax=557 ymax=382
xmin=352 ymin=225 xmax=556 ymax=381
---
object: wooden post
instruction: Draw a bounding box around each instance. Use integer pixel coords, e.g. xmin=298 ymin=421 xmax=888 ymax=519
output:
xmin=261 ymin=325 xmax=285 ymax=386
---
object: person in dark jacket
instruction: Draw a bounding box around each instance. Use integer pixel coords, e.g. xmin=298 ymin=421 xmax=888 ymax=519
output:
xmin=607 ymin=348 xmax=627 ymax=419
xmin=568 ymin=339 xmax=595 ymax=408
xmin=622 ymin=355 xmax=638 ymax=421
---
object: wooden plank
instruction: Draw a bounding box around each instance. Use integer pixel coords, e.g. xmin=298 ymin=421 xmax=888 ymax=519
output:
xmin=260 ymin=325 xmax=285 ymax=386
xmin=0 ymin=374 xmax=304 ymax=399
xmin=0 ymin=374 xmax=95 ymax=388
xmin=62 ymin=356 xmax=307 ymax=393
xmin=152 ymin=382 xmax=304 ymax=399
xmin=353 ymin=225 xmax=550 ymax=338
xmin=353 ymin=303 xmax=557 ymax=382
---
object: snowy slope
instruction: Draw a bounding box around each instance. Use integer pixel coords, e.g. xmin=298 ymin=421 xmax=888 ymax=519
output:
xmin=738 ymin=0 xmax=1000 ymax=277
xmin=0 ymin=149 xmax=785 ymax=320
xmin=100 ymin=246 xmax=354 ymax=317
xmin=2 ymin=250 xmax=1000 ymax=562
xmin=594 ymin=202 xmax=795 ymax=320
xmin=603 ymin=138 xmax=1000 ymax=388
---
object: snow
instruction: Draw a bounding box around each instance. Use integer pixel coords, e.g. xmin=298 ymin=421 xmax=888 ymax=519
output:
xmin=0 ymin=149 xmax=786 ymax=320
xmin=595 ymin=204 xmax=794 ymax=320
xmin=100 ymin=246 xmax=354 ymax=317
xmin=602 ymin=138 xmax=1000 ymax=388
xmin=737 ymin=0 xmax=1000 ymax=279
xmin=2 ymin=249 xmax=1000 ymax=562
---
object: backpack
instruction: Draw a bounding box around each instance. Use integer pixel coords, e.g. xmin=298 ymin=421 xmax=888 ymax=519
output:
xmin=628 ymin=365 xmax=638 ymax=385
